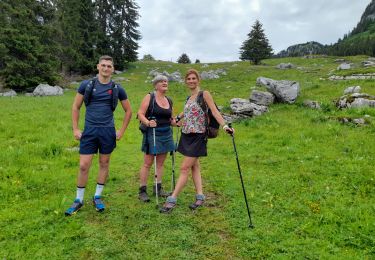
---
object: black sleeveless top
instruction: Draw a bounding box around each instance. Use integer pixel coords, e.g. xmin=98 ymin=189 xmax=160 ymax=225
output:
xmin=153 ymin=99 xmax=172 ymax=127
xmin=145 ymin=92 xmax=172 ymax=128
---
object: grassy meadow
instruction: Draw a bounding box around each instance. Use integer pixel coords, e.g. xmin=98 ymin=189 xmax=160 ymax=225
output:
xmin=0 ymin=56 xmax=374 ymax=259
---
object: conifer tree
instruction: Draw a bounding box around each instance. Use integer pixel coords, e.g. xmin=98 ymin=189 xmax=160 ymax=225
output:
xmin=0 ymin=0 xmax=59 ymax=90
xmin=56 ymin=0 xmax=98 ymax=74
xmin=95 ymin=0 xmax=141 ymax=70
xmin=177 ymin=53 xmax=191 ymax=64
xmin=239 ymin=20 xmax=273 ymax=65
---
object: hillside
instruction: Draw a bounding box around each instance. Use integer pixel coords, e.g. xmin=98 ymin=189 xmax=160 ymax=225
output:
xmin=276 ymin=41 xmax=325 ymax=57
xmin=278 ymin=0 xmax=375 ymax=57
xmin=351 ymin=0 xmax=375 ymax=35
xmin=0 ymin=56 xmax=374 ymax=259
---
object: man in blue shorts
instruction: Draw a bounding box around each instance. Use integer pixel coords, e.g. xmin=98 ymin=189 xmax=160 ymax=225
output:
xmin=65 ymin=55 xmax=132 ymax=216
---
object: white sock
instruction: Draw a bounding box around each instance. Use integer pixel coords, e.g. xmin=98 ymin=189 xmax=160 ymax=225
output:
xmin=95 ymin=183 xmax=105 ymax=197
xmin=76 ymin=187 xmax=85 ymax=203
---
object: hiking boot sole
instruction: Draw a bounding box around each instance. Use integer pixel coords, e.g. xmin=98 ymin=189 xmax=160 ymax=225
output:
xmin=65 ymin=208 xmax=81 ymax=216
xmin=139 ymin=197 xmax=151 ymax=202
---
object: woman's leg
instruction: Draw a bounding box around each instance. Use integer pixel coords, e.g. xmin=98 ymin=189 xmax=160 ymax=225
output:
xmin=171 ymin=156 xmax=198 ymax=198
xmin=139 ymin=154 xmax=153 ymax=186
xmin=155 ymin=153 xmax=168 ymax=182
xmin=191 ymin=159 xmax=203 ymax=195
xmin=190 ymin=158 xmax=205 ymax=209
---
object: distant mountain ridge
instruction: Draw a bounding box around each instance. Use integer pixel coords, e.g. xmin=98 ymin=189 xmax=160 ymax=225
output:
xmin=277 ymin=0 xmax=375 ymax=57
xmin=276 ymin=41 xmax=325 ymax=58
xmin=351 ymin=0 xmax=375 ymax=35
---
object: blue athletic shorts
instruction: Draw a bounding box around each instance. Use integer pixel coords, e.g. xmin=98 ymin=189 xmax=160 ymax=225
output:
xmin=80 ymin=127 xmax=116 ymax=154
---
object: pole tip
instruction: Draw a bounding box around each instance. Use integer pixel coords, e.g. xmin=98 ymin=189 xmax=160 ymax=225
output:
xmin=249 ymin=224 xmax=255 ymax=229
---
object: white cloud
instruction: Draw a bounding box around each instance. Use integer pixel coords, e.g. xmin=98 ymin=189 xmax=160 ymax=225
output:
xmin=136 ymin=0 xmax=370 ymax=62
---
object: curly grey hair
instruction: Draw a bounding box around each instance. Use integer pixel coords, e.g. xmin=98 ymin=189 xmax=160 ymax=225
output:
xmin=152 ymin=74 xmax=168 ymax=86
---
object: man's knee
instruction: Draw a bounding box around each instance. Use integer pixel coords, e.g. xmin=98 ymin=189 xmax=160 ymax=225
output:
xmin=79 ymin=162 xmax=90 ymax=174
xmin=99 ymin=158 xmax=110 ymax=168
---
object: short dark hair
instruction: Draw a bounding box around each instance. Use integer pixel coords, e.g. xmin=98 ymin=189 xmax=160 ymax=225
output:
xmin=98 ymin=55 xmax=113 ymax=63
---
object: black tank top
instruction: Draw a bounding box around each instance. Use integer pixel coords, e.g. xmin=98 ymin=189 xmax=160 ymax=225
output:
xmin=153 ymin=99 xmax=172 ymax=127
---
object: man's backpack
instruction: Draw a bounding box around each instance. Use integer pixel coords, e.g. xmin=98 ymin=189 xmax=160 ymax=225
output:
xmin=138 ymin=92 xmax=173 ymax=133
xmin=196 ymin=90 xmax=220 ymax=139
xmin=83 ymin=78 xmax=119 ymax=111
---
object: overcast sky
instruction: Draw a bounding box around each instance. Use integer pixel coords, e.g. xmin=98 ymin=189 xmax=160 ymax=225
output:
xmin=136 ymin=0 xmax=370 ymax=63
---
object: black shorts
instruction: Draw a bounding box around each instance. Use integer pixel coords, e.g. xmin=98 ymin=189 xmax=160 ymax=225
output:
xmin=79 ymin=127 xmax=116 ymax=154
xmin=177 ymin=132 xmax=207 ymax=157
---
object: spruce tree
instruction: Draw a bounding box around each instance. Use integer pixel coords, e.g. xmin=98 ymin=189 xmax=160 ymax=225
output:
xmin=95 ymin=0 xmax=141 ymax=70
xmin=177 ymin=53 xmax=191 ymax=64
xmin=239 ymin=20 xmax=273 ymax=65
xmin=0 ymin=0 xmax=59 ymax=90
xmin=56 ymin=0 xmax=98 ymax=74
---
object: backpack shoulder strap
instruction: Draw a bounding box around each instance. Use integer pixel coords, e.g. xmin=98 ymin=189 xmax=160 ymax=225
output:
xmin=197 ymin=90 xmax=207 ymax=112
xmin=146 ymin=92 xmax=156 ymax=118
xmin=83 ymin=78 xmax=96 ymax=106
xmin=111 ymin=80 xmax=119 ymax=111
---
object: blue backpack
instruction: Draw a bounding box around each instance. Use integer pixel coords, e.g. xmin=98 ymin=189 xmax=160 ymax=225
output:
xmin=83 ymin=78 xmax=119 ymax=111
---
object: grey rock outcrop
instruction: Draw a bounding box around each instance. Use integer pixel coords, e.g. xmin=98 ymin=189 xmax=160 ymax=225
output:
xmin=329 ymin=74 xmax=375 ymax=80
xmin=303 ymin=100 xmax=321 ymax=110
xmin=1 ymin=90 xmax=17 ymax=97
xmin=148 ymin=69 xmax=183 ymax=82
xmin=362 ymin=57 xmax=375 ymax=67
xmin=200 ymin=71 xmax=219 ymax=80
xmin=338 ymin=117 xmax=368 ymax=126
xmin=343 ymin=86 xmax=361 ymax=95
xmin=200 ymin=69 xmax=226 ymax=80
xmin=337 ymin=63 xmax=352 ymax=70
xmin=230 ymin=98 xmax=268 ymax=117
xmin=167 ymin=71 xmax=182 ymax=82
xmin=336 ymin=93 xmax=375 ymax=109
xmin=276 ymin=63 xmax=294 ymax=69
xmin=250 ymin=90 xmax=274 ymax=106
xmin=256 ymin=77 xmax=300 ymax=103
xmin=149 ymin=69 xmax=159 ymax=77
xmin=33 ymin=84 xmax=63 ymax=96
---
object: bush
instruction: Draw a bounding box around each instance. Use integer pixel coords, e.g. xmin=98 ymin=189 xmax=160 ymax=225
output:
xmin=142 ymin=54 xmax=155 ymax=61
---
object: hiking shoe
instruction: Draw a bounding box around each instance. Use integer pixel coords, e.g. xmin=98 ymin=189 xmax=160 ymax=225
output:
xmin=92 ymin=195 xmax=105 ymax=212
xmin=139 ymin=191 xmax=150 ymax=202
xmin=189 ymin=194 xmax=205 ymax=210
xmin=160 ymin=196 xmax=177 ymax=214
xmin=153 ymin=184 xmax=171 ymax=198
xmin=65 ymin=199 xmax=83 ymax=216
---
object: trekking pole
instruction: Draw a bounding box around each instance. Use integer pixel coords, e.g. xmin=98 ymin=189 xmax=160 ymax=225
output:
xmin=170 ymin=128 xmax=176 ymax=192
xmin=170 ymin=127 xmax=179 ymax=191
xmin=151 ymin=117 xmax=159 ymax=208
xmin=174 ymin=129 xmax=179 ymax=189
xmin=228 ymin=123 xmax=254 ymax=229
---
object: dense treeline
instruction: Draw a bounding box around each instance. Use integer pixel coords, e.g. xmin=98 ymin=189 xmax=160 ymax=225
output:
xmin=0 ymin=0 xmax=141 ymax=90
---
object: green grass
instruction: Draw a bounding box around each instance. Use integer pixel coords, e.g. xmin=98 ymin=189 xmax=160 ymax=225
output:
xmin=0 ymin=56 xmax=374 ymax=259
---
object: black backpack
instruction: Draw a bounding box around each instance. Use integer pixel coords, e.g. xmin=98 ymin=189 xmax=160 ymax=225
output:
xmin=83 ymin=78 xmax=119 ymax=111
xmin=196 ymin=90 xmax=220 ymax=139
